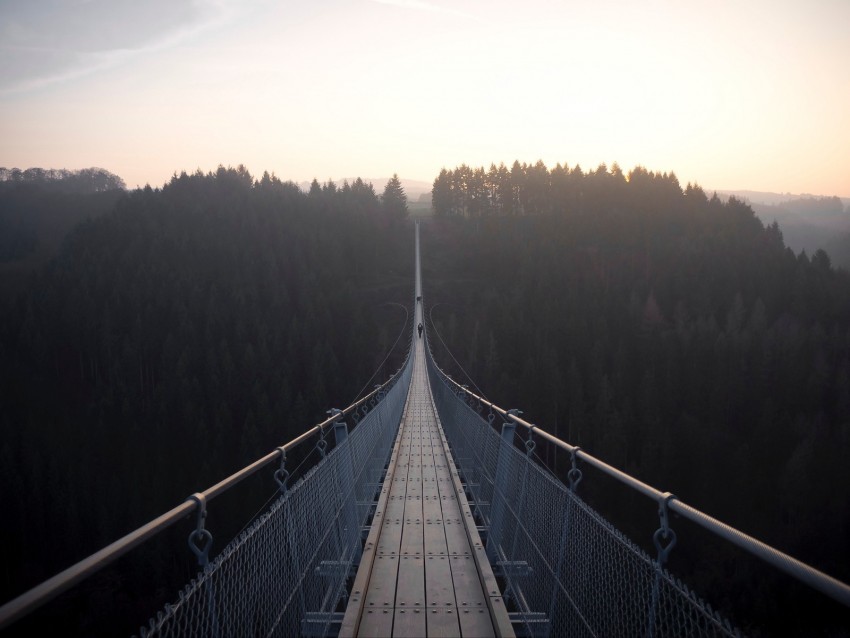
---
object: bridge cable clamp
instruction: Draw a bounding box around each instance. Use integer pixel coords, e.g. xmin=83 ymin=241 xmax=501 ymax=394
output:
xmin=273 ymin=446 xmax=289 ymax=494
xmin=568 ymin=447 xmax=583 ymax=492
xmin=525 ymin=428 xmax=536 ymax=457
xmin=186 ymin=492 xmax=213 ymax=568
xmin=653 ymin=492 xmax=678 ymax=565
xmin=328 ymin=408 xmax=346 ymax=437
xmin=504 ymin=409 xmax=522 ymax=430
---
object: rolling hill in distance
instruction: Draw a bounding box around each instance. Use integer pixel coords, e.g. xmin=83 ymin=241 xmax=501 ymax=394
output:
xmin=712 ymin=189 xmax=850 ymax=269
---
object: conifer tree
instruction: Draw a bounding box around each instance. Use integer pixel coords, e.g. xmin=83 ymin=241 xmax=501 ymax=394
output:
xmin=381 ymin=174 xmax=408 ymax=218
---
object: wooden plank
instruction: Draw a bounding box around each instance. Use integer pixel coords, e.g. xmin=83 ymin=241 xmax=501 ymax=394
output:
xmin=377 ymin=520 xmax=404 ymax=556
xmin=383 ymin=499 xmax=407 ymax=519
xmin=459 ymin=607 xmax=496 ymax=638
xmin=425 ymin=608 xmax=461 ymax=637
xmin=362 ymin=554 xmax=399 ymax=609
xmin=424 ymin=554 xmax=455 ymax=608
xmin=400 ymin=519 xmax=423 ymax=556
xmin=444 ymin=518 xmax=473 ymax=556
xmin=449 ymin=555 xmax=488 ymax=609
xmin=422 ymin=492 xmax=442 ymax=504
xmin=394 ymin=555 xmax=425 ymax=610
xmin=356 ymin=608 xmax=394 ymax=637
xmin=423 ymin=519 xmax=449 ymax=556
xmin=392 ymin=608 xmax=426 ymax=637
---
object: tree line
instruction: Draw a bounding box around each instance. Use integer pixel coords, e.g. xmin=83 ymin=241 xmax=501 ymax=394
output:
xmin=432 ymin=159 xmax=686 ymax=219
xmin=0 ymin=167 xmax=126 ymax=193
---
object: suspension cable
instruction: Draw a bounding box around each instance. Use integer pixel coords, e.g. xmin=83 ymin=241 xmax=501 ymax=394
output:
xmin=427 ymin=303 xmax=489 ymax=401
xmin=349 ymin=302 xmax=410 ymax=404
xmin=233 ymin=440 xmax=326 ymax=540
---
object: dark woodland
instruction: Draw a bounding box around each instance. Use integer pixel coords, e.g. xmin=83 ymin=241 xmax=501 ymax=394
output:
xmin=1 ymin=161 xmax=849 ymax=635
xmin=426 ymin=161 xmax=850 ymax=636
xmin=0 ymin=167 xmax=411 ymax=635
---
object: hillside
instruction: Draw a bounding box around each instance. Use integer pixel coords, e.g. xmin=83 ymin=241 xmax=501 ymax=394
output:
xmin=2 ymin=162 xmax=849 ymax=635
xmin=0 ymin=167 xmax=412 ymax=635
xmin=0 ymin=168 xmax=127 ymax=293
xmin=425 ymin=161 xmax=850 ymax=636
xmin=713 ymin=191 xmax=850 ymax=269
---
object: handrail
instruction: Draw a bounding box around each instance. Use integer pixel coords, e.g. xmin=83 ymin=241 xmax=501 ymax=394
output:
xmin=0 ymin=356 xmax=410 ymax=631
xmin=427 ymin=339 xmax=850 ymax=609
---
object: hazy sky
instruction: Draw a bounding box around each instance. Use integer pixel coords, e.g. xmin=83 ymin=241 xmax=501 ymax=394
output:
xmin=1 ymin=0 xmax=848 ymax=195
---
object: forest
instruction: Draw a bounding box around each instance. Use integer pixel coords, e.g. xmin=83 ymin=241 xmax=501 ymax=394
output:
xmin=0 ymin=167 xmax=412 ymax=635
xmin=0 ymin=168 xmax=126 ymax=284
xmin=741 ymin=194 xmax=850 ymax=271
xmin=425 ymin=160 xmax=850 ymax=636
xmin=1 ymin=160 xmax=849 ymax=636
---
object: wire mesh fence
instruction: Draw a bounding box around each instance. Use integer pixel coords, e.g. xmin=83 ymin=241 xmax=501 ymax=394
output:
xmin=427 ymin=357 xmax=741 ymax=638
xmin=138 ymin=353 xmax=413 ymax=638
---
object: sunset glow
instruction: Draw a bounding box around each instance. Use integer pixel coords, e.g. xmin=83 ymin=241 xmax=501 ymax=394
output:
xmin=1 ymin=0 xmax=848 ymax=195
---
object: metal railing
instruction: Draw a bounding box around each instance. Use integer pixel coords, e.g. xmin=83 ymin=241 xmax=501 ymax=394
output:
xmin=422 ymin=317 xmax=850 ymax=638
xmin=425 ymin=344 xmax=739 ymax=636
xmin=428 ymin=352 xmax=850 ymax=610
xmin=0 ymin=342 xmax=414 ymax=634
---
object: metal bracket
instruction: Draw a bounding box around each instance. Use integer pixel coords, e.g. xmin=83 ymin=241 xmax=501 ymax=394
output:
xmin=186 ymin=492 xmax=213 ymax=568
xmin=653 ymin=492 xmax=678 ymax=565
xmin=568 ymin=447 xmax=583 ymax=492
xmin=274 ymin=446 xmax=289 ymax=493
xmin=301 ymin=612 xmax=344 ymax=637
xmin=525 ymin=427 xmax=536 ymax=457
xmin=509 ymin=612 xmax=550 ymax=638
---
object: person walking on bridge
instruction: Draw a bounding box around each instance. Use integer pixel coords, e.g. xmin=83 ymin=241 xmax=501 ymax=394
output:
xmin=417 ymin=323 xmax=423 ymax=338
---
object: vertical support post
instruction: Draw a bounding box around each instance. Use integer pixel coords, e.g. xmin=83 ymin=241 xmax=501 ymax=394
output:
xmin=333 ymin=418 xmax=348 ymax=444
xmin=487 ymin=415 xmax=517 ymax=563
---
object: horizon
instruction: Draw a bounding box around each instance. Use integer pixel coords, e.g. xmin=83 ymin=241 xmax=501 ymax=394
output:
xmin=4 ymin=166 xmax=848 ymax=204
xmin=1 ymin=0 xmax=848 ymax=198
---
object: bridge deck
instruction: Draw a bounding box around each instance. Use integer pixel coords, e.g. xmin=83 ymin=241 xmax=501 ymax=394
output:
xmin=340 ymin=222 xmax=512 ymax=637
xmin=340 ymin=337 xmax=511 ymax=637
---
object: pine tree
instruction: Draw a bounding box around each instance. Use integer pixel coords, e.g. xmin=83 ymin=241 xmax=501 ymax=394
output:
xmin=432 ymin=169 xmax=452 ymax=216
xmin=382 ymin=174 xmax=408 ymax=218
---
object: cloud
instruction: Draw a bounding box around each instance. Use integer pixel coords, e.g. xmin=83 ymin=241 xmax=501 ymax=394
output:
xmin=368 ymin=0 xmax=477 ymax=21
xmin=0 ymin=0 xmax=246 ymax=95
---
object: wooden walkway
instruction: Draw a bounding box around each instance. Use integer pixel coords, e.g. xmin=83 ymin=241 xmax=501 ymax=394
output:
xmin=339 ymin=222 xmax=513 ymax=637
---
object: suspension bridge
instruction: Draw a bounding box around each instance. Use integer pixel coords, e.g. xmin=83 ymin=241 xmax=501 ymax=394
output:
xmin=1 ymin=221 xmax=849 ymax=636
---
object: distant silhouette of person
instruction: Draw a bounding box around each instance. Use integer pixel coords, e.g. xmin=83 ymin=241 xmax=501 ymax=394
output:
xmin=418 ymin=323 xmax=423 ymax=338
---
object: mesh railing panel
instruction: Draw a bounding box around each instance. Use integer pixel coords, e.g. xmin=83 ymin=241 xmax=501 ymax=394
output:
xmin=138 ymin=353 xmax=413 ymax=638
xmin=427 ymin=358 xmax=741 ymax=638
